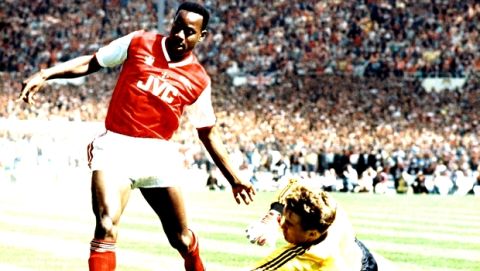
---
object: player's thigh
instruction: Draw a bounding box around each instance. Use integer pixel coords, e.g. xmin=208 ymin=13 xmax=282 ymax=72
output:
xmin=91 ymin=170 xmax=132 ymax=223
xmin=140 ymin=187 xmax=188 ymax=232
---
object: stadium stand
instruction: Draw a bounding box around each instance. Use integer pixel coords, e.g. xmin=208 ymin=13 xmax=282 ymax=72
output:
xmin=1 ymin=0 xmax=480 ymax=195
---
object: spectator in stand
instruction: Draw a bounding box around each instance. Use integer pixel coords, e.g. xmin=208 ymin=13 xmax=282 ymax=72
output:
xmin=411 ymin=172 xmax=429 ymax=194
xmin=473 ymin=175 xmax=480 ymax=196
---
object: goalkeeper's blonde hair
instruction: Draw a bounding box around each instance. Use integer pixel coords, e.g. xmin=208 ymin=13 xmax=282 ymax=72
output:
xmin=282 ymin=181 xmax=337 ymax=235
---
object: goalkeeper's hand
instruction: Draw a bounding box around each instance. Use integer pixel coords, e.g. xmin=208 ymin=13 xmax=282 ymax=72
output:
xmin=245 ymin=209 xmax=282 ymax=246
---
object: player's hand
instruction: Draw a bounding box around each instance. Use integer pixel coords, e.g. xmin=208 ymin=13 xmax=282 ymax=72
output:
xmin=246 ymin=210 xmax=281 ymax=246
xmin=231 ymin=180 xmax=256 ymax=205
xmin=17 ymin=71 xmax=47 ymax=105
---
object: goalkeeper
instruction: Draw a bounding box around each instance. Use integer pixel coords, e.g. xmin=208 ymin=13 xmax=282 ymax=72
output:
xmin=246 ymin=179 xmax=396 ymax=271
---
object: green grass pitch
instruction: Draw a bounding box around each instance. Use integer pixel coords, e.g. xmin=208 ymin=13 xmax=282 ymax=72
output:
xmin=0 ymin=180 xmax=479 ymax=271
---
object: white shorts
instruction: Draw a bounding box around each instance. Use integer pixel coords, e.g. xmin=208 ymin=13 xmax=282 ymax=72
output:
xmin=87 ymin=130 xmax=184 ymax=188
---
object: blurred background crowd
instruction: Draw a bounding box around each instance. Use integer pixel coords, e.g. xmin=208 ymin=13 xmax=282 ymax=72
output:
xmin=1 ymin=0 xmax=480 ymax=195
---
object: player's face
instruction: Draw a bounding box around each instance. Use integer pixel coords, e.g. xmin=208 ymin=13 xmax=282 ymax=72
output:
xmin=167 ymin=10 xmax=206 ymax=61
xmin=281 ymin=209 xmax=320 ymax=245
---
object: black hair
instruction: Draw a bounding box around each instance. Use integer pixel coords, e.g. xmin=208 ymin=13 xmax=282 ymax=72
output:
xmin=177 ymin=2 xmax=210 ymax=30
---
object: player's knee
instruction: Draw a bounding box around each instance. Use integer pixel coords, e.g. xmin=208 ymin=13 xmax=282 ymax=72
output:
xmin=95 ymin=215 xmax=118 ymax=239
xmin=168 ymin=231 xmax=192 ymax=253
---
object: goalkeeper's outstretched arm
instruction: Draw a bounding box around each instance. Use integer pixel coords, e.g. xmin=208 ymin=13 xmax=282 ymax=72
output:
xmin=246 ymin=179 xmax=301 ymax=246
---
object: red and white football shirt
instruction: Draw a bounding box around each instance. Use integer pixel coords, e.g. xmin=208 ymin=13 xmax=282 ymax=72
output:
xmin=95 ymin=30 xmax=216 ymax=140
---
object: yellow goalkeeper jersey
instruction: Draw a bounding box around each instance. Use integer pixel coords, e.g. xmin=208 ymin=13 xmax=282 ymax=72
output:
xmin=251 ymin=179 xmax=363 ymax=271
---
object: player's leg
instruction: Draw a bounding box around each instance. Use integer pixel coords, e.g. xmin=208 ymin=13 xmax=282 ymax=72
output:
xmin=140 ymin=187 xmax=204 ymax=271
xmin=89 ymin=170 xmax=132 ymax=271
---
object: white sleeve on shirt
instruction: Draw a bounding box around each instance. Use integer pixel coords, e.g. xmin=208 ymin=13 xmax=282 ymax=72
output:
xmin=95 ymin=31 xmax=138 ymax=67
xmin=186 ymin=84 xmax=217 ymax=128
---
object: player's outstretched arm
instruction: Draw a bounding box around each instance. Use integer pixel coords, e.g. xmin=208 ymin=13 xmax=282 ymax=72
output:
xmin=197 ymin=125 xmax=255 ymax=205
xmin=18 ymin=55 xmax=102 ymax=104
xmin=245 ymin=179 xmax=300 ymax=246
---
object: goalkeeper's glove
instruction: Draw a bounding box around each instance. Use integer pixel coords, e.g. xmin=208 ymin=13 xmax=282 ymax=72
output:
xmin=246 ymin=209 xmax=282 ymax=246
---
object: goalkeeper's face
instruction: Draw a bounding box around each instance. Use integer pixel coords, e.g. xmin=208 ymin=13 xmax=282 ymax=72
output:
xmin=281 ymin=209 xmax=321 ymax=245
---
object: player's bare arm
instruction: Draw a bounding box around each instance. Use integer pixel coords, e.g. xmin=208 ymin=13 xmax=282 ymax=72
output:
xmin=197 ymin=125 xmax=256 ymax=205
xmin=18 ymin=55 xmax=102 ymax=105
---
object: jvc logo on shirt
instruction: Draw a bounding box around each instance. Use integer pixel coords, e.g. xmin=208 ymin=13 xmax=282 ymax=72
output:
xmin=137 ymin=74 xmax=179 ymax=103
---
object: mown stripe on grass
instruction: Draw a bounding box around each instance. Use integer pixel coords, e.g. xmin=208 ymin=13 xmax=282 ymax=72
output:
xmin=0 ymin=246 xmax=89 ymax=271
xmin=1 ymin=208 xmax=258 ymax=236
xmin=379 ymin=250 xmax=480 ymax=271
xmin=365 ymin=240 xmax=480 ymax=262
xmin=0 ymin=263 xmax=37 ymax=271
xmin=192 ymin=198 xmax=480 ymax=222
xmin=119 ymin=237 xmax=265 ymax=268
xmin=342 ymin=197 xmax=480 ymax=210
xmin=356 ymin=226 xmax=480 ymax=245
xmin=2 ymin=187 xmax=479 ymax=271
xmin=4 ymin=206 xmax=478 ymax=240
xmin=0 ymin=216 xmax=269 ymax=258
xmin=393 ymin=262 xmax=461 ymax=271
xmin=352 ymin=218 xmax=480 ymax=236
xmin=0 ymin=230 xmax=246 ymax=271
xmin=0 ymin=212 xmax=251 ymax=240
xmin=4 ymin=212 xmax=478 ymax=258
xmin=357 ymin=232 xmax=480 ymax=251
xmin=3 ymin=208 xmax=479 ymax=262
xmin=349 ymin=212 xmax=480 ymax=228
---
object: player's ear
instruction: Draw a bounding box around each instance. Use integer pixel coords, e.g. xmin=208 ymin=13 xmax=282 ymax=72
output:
xmin=307 ymin=229 xmax=322 ymax=240
xmin=199 ymin=30 xmax=207 ymax=42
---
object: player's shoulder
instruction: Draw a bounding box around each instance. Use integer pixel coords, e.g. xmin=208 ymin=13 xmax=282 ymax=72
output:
xmin=131 ymin=29 xmax=162 ymax=41
xmin=187 ymin=54 xmax=211 ymax=86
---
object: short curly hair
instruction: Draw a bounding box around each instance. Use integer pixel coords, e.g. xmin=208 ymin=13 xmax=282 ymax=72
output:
xmin=283 ymin=186 xmax=337 ymax=234
xmin=177 ymin=2 xmax=210 ymax=30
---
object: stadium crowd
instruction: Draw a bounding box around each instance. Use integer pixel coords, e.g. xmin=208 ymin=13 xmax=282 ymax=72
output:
xmin=1 ymin=0 xmax=480 ymax=196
